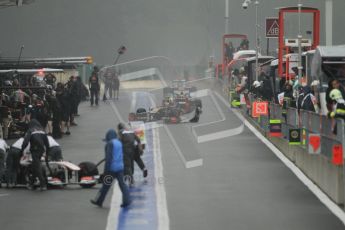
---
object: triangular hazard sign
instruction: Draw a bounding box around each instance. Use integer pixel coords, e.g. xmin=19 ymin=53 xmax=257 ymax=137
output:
xmin=267 ymin=21 xmax=279 ymax=36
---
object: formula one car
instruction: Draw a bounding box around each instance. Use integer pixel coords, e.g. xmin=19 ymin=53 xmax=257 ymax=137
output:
xmin=162 ymin=80 xmax=201 ymax=114
xmin=128 ymin=106 xmax=181 ymax=124
xmin=3 ymin=154 xmax=100 ymax=189
xmin=162 ymin=95 xmax=202 ymax=114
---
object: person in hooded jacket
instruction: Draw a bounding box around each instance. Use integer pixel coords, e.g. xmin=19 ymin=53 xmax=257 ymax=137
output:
xmin=90 ymin=129 xmax=131 ymax=208
xmin=21 ymin=119 xmax=50 ymax=191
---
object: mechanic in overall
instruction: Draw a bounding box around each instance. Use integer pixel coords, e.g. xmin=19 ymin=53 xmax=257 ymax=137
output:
xmin=66 ymin=76 xmax=79 ymax=126
xmin=0 ymin=138 xmax=8 ymax=188
xmin=21 ymin=119 xmax=50 ymax=191
xmin=112 ymin=70 xmax=120 ymax=100
xmin=90 ymin=129 xmax=131 ymax=208
xmin=103 ymin=69 xmax=113 ymax=101
xmin=47 ymin=135 xmax=63 ymax=161
xmin=43 ymin=73 xmax=57 ymax=89
xmin=118 ymin=123 xmax=147 ymax=184
xmin=5 ymin=137 xmax=29 ymax=188
xmin=89 ymin=71 xmax=100 ymax=106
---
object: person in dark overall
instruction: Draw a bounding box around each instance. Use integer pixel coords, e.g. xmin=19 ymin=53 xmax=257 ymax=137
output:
xmin=67 ymin=76 xmax=78 ymax=126
xmin=103 ymin=70 xmax=113 ymax=101
xmin=89 ymin=72 xmax=100 ymax=106
xmin=282 ymin=81 xmax=294 ymax=122
xmin=21 ymin=119 xmax=50 ymax=191
xmin=50 ymin=88 xmax=62 ymax=139
xmin=112 ymin=70 xmax=120 ymax=100
xmin=43 ymin=73 xmax=57 ymax=89
xmin=90 ymin=129 xmax=131 ymax=208
xmin=30 ymin=94 xmax=48 ymax=129
xmin=117 ymin=123 xmax=147 ymax=184
xmin=56 ymin=84 xmax=72 ymax=135
xmin=74 ymin=76 xmax=83 ymax=116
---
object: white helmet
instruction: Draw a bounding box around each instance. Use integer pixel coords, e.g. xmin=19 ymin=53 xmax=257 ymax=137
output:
xmin=311 ymin=80 xmax=320 ymax=87
xmin=253 ymin=81 xmax=261 ymax=88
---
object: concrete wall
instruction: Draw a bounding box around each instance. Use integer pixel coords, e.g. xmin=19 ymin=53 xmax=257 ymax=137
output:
xmin=245 ymin=112 xmax=344 ymax=204
xmin=270 ymin=136 xmax=344 ymax=204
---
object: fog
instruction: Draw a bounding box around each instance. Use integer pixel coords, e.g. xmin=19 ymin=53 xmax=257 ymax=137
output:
xmin=0 ymin=0 xmax=344 ymax=67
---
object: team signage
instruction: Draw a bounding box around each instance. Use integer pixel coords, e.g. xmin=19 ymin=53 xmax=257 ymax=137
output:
xmin=266 ymin=18 xmax=279 ymax=38
xmin=289 ymin=129 xmax=301 ymax=145
xmin=269 ymin=119 xmax=282 ymax=137
xmin=252 ymin=101 xmax=269 ymax=118
xmin=308 ymin=133 xmax=321 ymax=154
xmin=332 ymin=145 xmax=343 ymax=166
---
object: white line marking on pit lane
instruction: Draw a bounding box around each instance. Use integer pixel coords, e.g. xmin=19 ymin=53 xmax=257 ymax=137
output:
xmin=190 ymin=89 xmax=244 ymax=143
xmin=110 ymin=100 xmax=126 ymax=123
xmin=196 ymin=123 xmax=244 ymax=143
xmin=0 ymin=194 xmax=9 ymax=197
xmin=163 ymin=124 xmax=203 ymax=169
xmin=148 ymin=96 xmax=170 ymax=229
xmin=227 ymin=98 xmax=345 ymax=225
xmin=105 ymin=184 xmax=122 ymax=230
xmin=152 ymin=124 xmax=170 ymax=230
xmin=106 ymin=100 xmax=128 ymax=230
xmin=130 ymin=91 xmax=137 ymax=113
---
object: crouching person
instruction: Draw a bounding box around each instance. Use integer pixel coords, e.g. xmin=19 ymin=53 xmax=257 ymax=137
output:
xmin=47 ymin=136 xmax=63 ymax=161
xmin=22 ymin=119 xmax=50 ymax=191
xmin=90 ymin=129 xmax=131 ymax=208
xmin=6 ymin=137 xmax=27 ymax=188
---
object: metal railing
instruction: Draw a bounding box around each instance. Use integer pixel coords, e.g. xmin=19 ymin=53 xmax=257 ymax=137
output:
xmin=242 ymin=101 xmax=344 ymax=159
